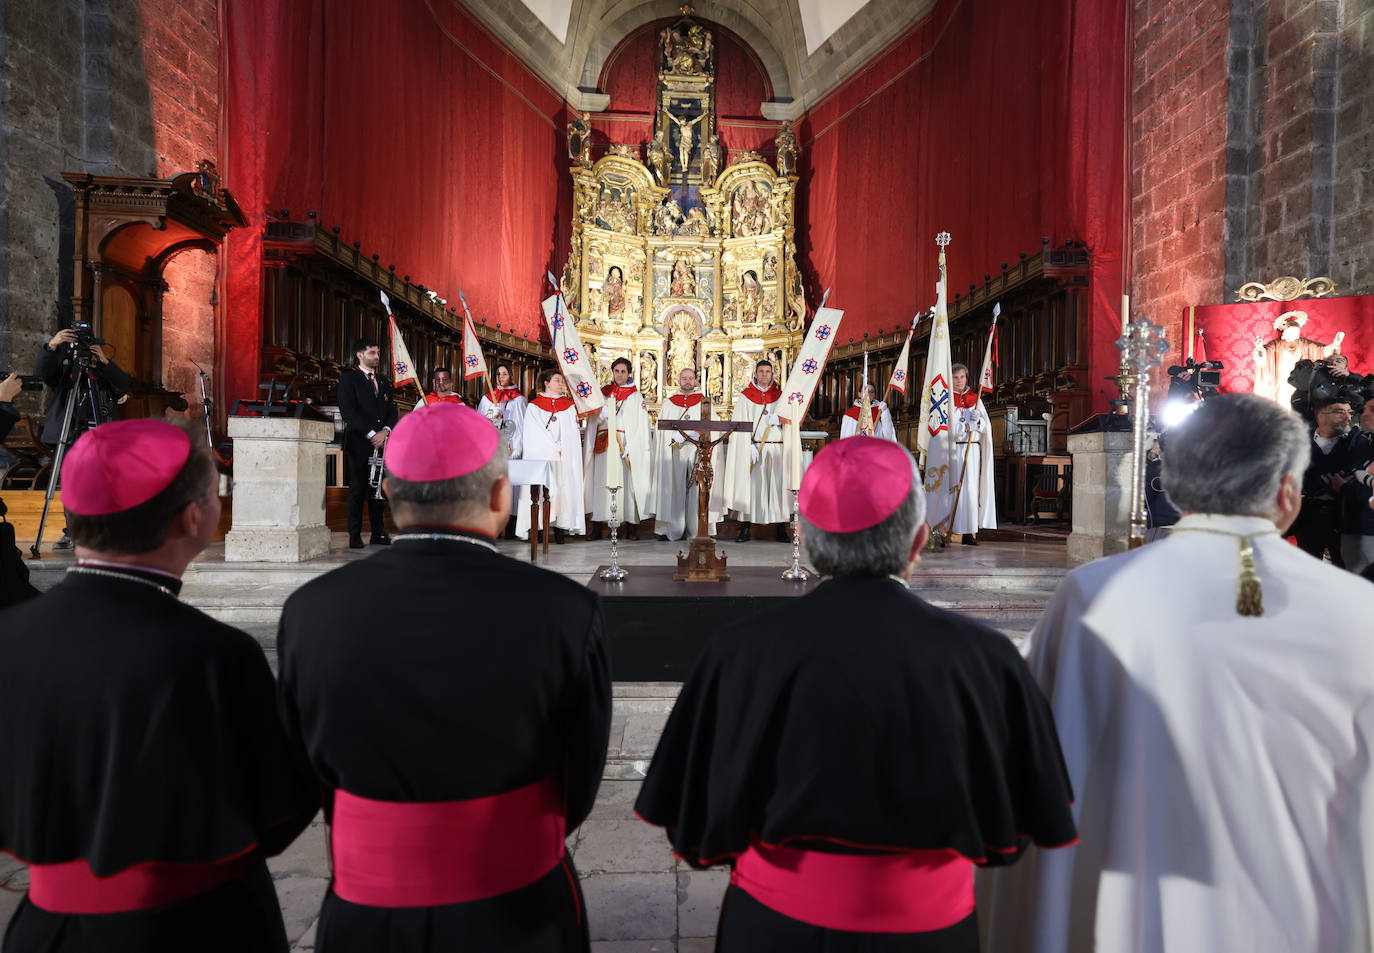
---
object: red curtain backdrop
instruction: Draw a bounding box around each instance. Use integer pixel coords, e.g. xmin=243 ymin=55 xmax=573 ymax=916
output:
xmin=1187 ymin=296 xmax=1374 ymax=395
xmin=797 ymin=0 xmax=1127 ymax=408
xmin=221 ymin=0 xmax=568 ymax=409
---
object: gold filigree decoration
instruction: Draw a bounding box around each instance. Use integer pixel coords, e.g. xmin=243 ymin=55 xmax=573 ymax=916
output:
xmin=1235 ymin=275 xmax=1336 ymax=302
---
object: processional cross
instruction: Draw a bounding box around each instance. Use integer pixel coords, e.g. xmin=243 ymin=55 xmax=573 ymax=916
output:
xmin=657 ymin=405 xmax=750 ymax=581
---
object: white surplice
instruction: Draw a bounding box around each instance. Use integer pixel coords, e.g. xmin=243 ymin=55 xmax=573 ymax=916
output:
xmin=722 ymin=384 xmax=788 ymax=524
xmin=984 ymin=513 xmax=1374 ymax=953
xmin=583 ymin=384 xmax=652 ymax=522
xmin=476 ymin=387 xmax=526 ymax=458
xmin=515 ymin=394 xmax=585 ymax=537
xmin=648 ymin=392 xmax=724 ymax=540
xmin=838 ymin=400 xmax=897 ymax=441
xmin=924 ymin=392 xmax=995 ymax=533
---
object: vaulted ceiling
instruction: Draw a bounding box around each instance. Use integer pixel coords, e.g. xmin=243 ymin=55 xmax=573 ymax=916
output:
xmin=456 ymin=0 xmax=937 ymax=117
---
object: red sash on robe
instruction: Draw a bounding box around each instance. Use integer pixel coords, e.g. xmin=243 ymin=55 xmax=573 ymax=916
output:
xmin=26 ymin=853 xmax=257 ymax=914
xmin=731 ymin=841 xmax=974 ymax=934
xmin=330 ymin=776 xmax=566 ymax=909
xmin=740 ymin=384 xmax=782 ymax=405
xmin=530 ymin=395 xmax=576 ymax=413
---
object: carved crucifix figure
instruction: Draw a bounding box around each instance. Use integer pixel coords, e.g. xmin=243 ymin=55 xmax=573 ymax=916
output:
xmin=668 ymin=111 xmax=706 ymax=173
xmin=658 ymin=412 xmax=750 ymax=580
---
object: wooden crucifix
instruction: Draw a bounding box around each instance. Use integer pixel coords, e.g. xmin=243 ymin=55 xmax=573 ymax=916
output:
xmin=657 ymin=406 xmax=750 ymax=582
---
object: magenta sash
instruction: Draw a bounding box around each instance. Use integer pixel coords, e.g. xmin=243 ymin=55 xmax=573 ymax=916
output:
xmin=731 ymin=841 xmax=974 ymax=934
xmin=330 ymin=777 xmax=566 ymax=908
xmin=27 ymin=854 xmax=255 ymax=914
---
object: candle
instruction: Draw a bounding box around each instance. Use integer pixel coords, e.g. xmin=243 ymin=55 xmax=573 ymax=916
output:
xmin=789 ymin=419 xmax=803 ymax=492
xmin=605 ymin=390 xmax=623 ymax=489
xmin=1121 ymin=293 xmax=1130 ymax=334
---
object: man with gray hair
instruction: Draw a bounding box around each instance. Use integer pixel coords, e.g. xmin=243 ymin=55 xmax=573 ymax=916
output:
xmin=277 ymin=402 xmax=611 ymax=952
xmin=637 ymin=436 xmax=1076 ymax=951
xmin=986 ymin=393 xmax=1374 ymax=953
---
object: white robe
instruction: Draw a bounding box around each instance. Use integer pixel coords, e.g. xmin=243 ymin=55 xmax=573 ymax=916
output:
xmin=924 ymin=394 xmax=995 ymax=533
xmin=583 ymin=385 xmax=653 ymax=522
xmin=476 ymin=388 xmax=525 ymax=458
xmin=984 ymin=513 xmax=1374 ymax=953
xmin=838 ymin=401 xmax=897 ymax=441
xmin=722 ymin=384 xmax=788 ymax=524
xmin=515 ymin=395 xmax=585 ymax=537
xmin=648 ymin=393 xmax=724 ymax=540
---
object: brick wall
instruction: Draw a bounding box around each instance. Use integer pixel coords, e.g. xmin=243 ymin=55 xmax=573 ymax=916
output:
xmin=1130 ymin=0 xmax=1232 ymax=362
xmin=0 ymin=0 xmax=218 ymax=419
xmin=1332 ymin=0 xmax=1374 ymax=294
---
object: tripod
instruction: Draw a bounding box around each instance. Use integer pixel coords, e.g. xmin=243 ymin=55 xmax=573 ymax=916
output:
xmin=30 ymin=358 xmax=107 ymax=557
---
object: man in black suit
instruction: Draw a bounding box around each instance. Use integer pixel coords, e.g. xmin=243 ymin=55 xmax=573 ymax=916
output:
xmin=337 ymin=337 xmax=398 ymax=548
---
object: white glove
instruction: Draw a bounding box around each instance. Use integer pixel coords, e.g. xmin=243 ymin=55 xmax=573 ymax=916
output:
xmin=750 ymin=444 xmax=760 ymax=466
xmin=767 ymin=413 xmax=780 ymax=426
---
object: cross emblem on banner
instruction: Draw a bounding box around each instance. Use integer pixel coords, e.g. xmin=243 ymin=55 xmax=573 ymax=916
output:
xmin=394 ymin=361 xmax=408 ymax=376
xmin=576 ymin=381 xmax=593 ymax=398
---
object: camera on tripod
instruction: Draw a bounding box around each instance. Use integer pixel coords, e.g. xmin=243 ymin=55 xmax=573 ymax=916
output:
xmin=1162 ymin=359 xmax=1224 ymax=429
xmin=67 ymin=321 xmax=107 ymax=369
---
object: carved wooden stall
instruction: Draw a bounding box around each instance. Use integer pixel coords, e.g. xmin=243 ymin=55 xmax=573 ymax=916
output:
xmin=259 ymin=221 xmax=550 ymax=412
xmin=62 ymin=164 xmax=245 ymax=419
xmin=816 ymin=245 xmax=1093 ymax=521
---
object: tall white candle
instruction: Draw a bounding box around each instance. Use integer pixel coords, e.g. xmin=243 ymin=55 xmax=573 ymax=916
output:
xmin=1121 ymin=293 xmax=1130 ymax=334
xmin=605 ymin=390 xmax=623 ymax=489
xmin=789 ymin=419 xmax=803 ymax=492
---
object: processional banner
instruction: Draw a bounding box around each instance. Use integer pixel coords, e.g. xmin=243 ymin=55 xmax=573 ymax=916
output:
xmin=542 ymin=287 xmax=605 ymax=419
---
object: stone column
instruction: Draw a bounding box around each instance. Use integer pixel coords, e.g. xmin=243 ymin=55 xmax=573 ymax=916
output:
xmin=225 ymin=417 xmax=335 ymax=562
xmin=1066 ymin=429 xmax=1138 ymax=565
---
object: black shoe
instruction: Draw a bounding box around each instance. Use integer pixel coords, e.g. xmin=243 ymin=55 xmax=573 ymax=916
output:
xmin=54 ymin=534 xmax=73 ymax=551
xmin=775 ymin=524 xmax=790 ymax=543
xmin=369 ymin=534 xmax=391 ymax=546
xmin=737 ymin=524 xmax=752 ymax=542
xmin=962 ymin=533 xmax=978 ymax=546
xmin=553 ymin=528 xmax=565 ymax=544
xmin=349 ymin=536 xmax=365 ymax=549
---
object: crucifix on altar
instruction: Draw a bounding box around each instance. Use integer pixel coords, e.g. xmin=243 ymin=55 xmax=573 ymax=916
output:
xmin=657 ymin=408 xmax=750 ymax=581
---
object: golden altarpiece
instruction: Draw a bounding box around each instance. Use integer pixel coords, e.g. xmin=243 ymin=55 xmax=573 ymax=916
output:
xmin=560 ymin=10 xmax=804 ymax=413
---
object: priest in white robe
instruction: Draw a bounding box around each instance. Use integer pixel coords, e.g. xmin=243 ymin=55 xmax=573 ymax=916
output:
xmin=838 ymin=383 xmax=897 ymax=441
xmin=583 ymin=357 xmax=652 ymax=536
xmin=722 ymin=359 xmax=787 ymax=541
xmin=984 ymin=393 xmax=1374 ymax=953
xmin=475 ymin=362 xmax=525 ymax=458
xmin=515 ymin=370 xmax=585 ymax=541
xmin=649 ymin=367 xmax=723 ymax=540
xmin=925 ymin=363 xmax=995 ymax=543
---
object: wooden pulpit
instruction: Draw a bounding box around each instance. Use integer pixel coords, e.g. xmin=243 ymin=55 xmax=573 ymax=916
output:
xmin=656 ymin=414 xmax=750 ymax=582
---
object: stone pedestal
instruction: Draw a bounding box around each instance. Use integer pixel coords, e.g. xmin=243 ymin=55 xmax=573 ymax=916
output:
xmin=225 ymin=417 xmax=335 ymax=562
xmin=1066 ymin=429 xmax=1140 ymax=565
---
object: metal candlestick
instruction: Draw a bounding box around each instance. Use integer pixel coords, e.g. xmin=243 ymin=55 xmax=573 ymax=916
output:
xmin=1116 ymin=317 xmax=1169 ymax=550
xmin=598 ymin=487 xmax=629 ymax=581
xmin=780 ymin=490 xmax=810 ymax=581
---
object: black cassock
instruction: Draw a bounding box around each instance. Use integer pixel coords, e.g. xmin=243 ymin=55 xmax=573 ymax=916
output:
xmin=277 ymin=531 xmax=612 ymax=953
xmin=635 ymin=575 xmax=1077 ymax=953
xmin=0 ymin=568 xmax=319 ymax=953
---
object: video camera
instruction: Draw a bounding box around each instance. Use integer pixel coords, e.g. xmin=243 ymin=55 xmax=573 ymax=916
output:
xmin=67 ymin=321 xmax=107 ymax=370
xmin=1289 ymin=358 xmax=1374 ymax=419
xmin=1166 ymin=359 xmax=1224 ymax=395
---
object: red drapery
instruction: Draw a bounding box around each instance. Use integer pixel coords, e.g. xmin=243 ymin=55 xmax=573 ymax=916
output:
xmin=797 ymin=0 xmax=1127 ymax=408
xmin=1186 ymin=296 xmax=1374 ymax=395
xmin=221 ymin=0 xmax=568 ymax=410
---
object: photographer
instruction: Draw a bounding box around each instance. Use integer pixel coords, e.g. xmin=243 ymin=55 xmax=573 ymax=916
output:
xmin=1291 ymin=396 xmax=1362 ymax=566
xmin=1 ymin=373 xmax=39 ymax=606
xmin=1332 ymin=399 xmax=1374 ymax=574
xmin=34 ymin=326 xmax=131 ymax=444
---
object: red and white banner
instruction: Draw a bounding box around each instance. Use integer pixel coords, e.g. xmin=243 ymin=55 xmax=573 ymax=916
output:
xmin=916 ymin=241 xmax=954 ymax=468
xmin=978 ymin=303 xmax=999 ymax=395
xmin=380 ymin=291 xmax=423 ymax=398
xmin=542 ymin=279 xmax=604 ymax=419
xmin=457 ymin=289 xmax=486 ymax=381
xmin=887 ymin=310 xmax=925 ymax=397
xmin=778 ymin=294 xmax=844 ymax=425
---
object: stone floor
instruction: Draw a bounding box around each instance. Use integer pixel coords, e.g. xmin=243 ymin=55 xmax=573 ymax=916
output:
xmin=7 ymin=533 xmax=1071 ymax=948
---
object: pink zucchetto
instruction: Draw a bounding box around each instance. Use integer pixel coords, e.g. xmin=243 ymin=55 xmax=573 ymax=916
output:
xmin=799 ymin=436 xmax=914 ymax=533
xmin=61 ymin=419 xmax=192 ymax=515
xmin=385 ymin=402 xmax=499 ymax=481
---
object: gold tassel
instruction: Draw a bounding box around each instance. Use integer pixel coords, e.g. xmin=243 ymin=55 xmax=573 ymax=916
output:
xmin=1236 ymin=537 xmax=1263 ymax=617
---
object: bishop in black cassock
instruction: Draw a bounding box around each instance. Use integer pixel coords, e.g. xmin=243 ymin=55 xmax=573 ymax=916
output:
xmin=0 ymin=420 xmax=317 ymax=953
xmin=636 ymin=436 xmax=1076 ymax=952
xmin=277 ymin=402 xmax=611 ymax=953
